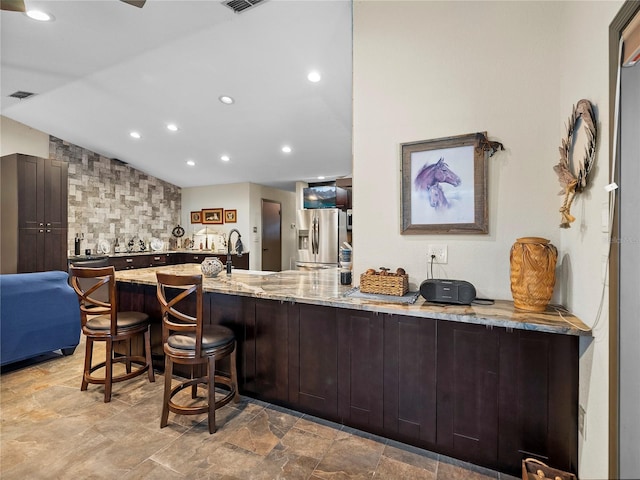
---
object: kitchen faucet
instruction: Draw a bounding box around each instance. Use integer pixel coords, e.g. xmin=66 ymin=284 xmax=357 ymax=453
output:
xmin=226 ymin=229 xmax=243 ymax=274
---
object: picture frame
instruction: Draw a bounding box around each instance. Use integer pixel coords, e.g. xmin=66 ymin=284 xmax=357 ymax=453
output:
xmin=190 ymin=211 xmax=202 ymax=224
xmin=401 ymin=132 xmax=488 ymax=234
xmin=201 ymin=208 xmax=223 ymax=225
xmin=224 ymin=209 xmax=237 ymax=223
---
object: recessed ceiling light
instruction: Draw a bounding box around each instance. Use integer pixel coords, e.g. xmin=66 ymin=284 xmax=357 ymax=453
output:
xmin=221 ymin=155 xmax=230 ymax=162
xmin=281 ymin=145 xmax=292 ymax=153
xmin=129 ymin=131 xmax=141 ymax=139
xmin=186 ymin=160 xmax=195 ymax=166
xmin=219 ymin=95 xmax=234 ymax=105
xmin=307 ymin=71 xmax=321 ymax=83
xmin=167 ymin=123 xmax=178 ymax=132
xmin=26 ymin=10 xmax=54 ymax=21
xmin=317 ymin=176 xmax=325 ymax=180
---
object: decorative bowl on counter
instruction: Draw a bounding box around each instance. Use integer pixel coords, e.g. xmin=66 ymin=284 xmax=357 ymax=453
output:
xmin=200 ymin=257 xmax=224 ymax=278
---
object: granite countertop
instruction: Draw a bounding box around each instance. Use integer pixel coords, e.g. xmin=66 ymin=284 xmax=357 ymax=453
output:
xmin=116 ymin=264 xmax=591 ymax=336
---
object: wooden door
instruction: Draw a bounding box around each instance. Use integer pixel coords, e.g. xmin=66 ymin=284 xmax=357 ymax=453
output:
xmin=384 ymin=314 xmax=437 ymax=445
xmin=288 ymin=303 xmax=338 ymax=420
xmin=18 ymin=228 xmax=45 ymax=272
xmin=43 ymin=228 xmax=68 ymax=271
xmin=498 ymin=328 xmax=578 ymax=477
xmin=437 ymin=320 xmax=499 ymax=466
xmin=261 ymin=199 xmax=281 ymax=271
xmin=337 ymin=308 xmax=384 ymax=432
xmin=44 ymin=159 xmax=68 ymax=230
xmin=246 ymin=299 xmax=290 ymax=403
xmin=17 ymin=155 xmax=45 ymax=229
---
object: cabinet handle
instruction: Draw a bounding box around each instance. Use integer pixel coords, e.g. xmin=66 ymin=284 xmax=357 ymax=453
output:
xmin=126 ymin=258 xmax=133 ymax=263
xmin=46 ymin=229 xmax=51 ymax=233
xmin=39 ymin=223 xmax=44 ymax=227
xmin=193 ymin=256 xmax=199 ymax=260
xmin=154 ymin=257 xmax=160 ymax=260
xmin=39 ymin=229 xmax=44 ymax=233
xmin=46 ymin=222 xmax=51 ymax=226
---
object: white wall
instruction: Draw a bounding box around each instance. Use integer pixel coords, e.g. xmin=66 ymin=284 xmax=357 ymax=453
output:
xmin=182 ymin=182 xmax=296 ymax=271
xmin=249 ymin=184 xmax=297 ymax=271
xmin=353 ymin=1 xmax=622 ymax=478
xmin=181 ymin=182 xmax=251 ymax=254
xmin=0 ymin=115 xmax=49 ymax=157
xmin=556 ymin=3 xmax=625 ymax=479
xmin=353 ymin=0 xmax=563 ymax=298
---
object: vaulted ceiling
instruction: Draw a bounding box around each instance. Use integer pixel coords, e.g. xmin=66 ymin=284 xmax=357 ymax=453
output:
xmin=1 ymin=0 xmax=353 ymax=191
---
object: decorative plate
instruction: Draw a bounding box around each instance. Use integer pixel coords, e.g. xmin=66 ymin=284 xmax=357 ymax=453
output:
xmin=150 ymin=238 xmax=163 ymax=251
xmin=98 ymin=239 xmax=110 ymax=254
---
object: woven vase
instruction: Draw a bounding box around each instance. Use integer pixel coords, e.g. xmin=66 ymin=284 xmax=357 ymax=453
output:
xmin=510 ymin=237 xmax=558 ymax=312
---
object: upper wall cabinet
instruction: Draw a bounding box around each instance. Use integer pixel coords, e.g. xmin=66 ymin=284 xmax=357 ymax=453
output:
xmin=18 ymin=155 xmax=68 ymax=230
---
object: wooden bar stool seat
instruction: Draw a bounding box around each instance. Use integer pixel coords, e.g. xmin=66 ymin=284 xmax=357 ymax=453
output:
xmin=156 ymin=272 xmax=239 ymax=433
xmin=70 ymin=266 xmax=155 ymax=402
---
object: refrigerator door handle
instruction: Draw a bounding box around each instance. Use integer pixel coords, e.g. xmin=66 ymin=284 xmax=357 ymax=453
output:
xmin=312 ymin=217 xmax=319 ymax=254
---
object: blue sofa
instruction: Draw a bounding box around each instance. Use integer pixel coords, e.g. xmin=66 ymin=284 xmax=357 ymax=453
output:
xmin=1 ymin=271 xmax=81 ymax=366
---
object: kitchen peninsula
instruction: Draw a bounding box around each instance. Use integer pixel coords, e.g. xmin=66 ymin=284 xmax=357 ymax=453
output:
xmin=116 ymin=265 xmax=589 ymax=478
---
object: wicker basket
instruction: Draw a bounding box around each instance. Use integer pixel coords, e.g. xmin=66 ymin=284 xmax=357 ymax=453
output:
xmin=522 ymin=458 xmax=576 ymax=480
xmin=360 ymin=273 xmax=408 ymax=296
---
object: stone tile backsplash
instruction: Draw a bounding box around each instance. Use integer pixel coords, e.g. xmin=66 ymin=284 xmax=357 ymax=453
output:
xmin=50 ymin=137 xmax=181 ymax=255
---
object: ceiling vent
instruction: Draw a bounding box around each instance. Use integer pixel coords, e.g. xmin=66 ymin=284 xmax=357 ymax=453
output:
xmin=8 ymin=90 xmax=36 ymax=100
xmin=222 ymin=0 xmax=266 ymax=14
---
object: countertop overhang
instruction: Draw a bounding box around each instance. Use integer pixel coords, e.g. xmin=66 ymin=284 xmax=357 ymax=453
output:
xmin=115 ymin=264 xmax=591 ymax=336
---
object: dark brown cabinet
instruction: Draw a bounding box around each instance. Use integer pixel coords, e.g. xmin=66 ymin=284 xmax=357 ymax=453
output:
xmin=109 ymin=255 xmax=150 ymax=270
xmin=383 ymin=314 xmax=437 ymax=446
xmin=244 ymin=299 xmax=290 ymax=403
xmin=179 ymin=252 xmax=249 ymax=270
xmin=338 ymin=308 xmax=384 ymax=433
xmin=1 ymin=154 xmax=68 ymax=273
xmin=288 ymin=303 xmax=339 ymax=420
xmin=497 ymin=328 xmax=578 ymax=475
xmin=436 ymin=320 xmax=499 ymax=466
xmin=114 ymin=281 xmax=578 ymax=478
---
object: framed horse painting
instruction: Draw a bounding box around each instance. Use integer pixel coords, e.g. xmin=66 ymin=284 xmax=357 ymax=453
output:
xmin=401 ymin=132 xmax=489 ymax=234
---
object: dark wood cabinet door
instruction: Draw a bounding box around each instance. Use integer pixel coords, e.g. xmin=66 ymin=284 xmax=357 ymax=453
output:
xmin=288 ymin=303 xmax=338 ymax=420
xmin=43 ymin=159 xmax=68 ymax=230
xmin=18 ymin=228 xmax=45 ymax=272
xmin=242 ymin=299 xmax=290 ymax=403
xmin=337 ymin=308 xmax=384 ymax=432
xmin=43 ymin=228 xmax=68 ymax=271
xmin=17 ymin=155 xmax=45 ymax=229
xmin=384 ymin=314 xmax=437 ymax=445
xmin=18 ymin=228 xmax=68 ymax=273
xmin=498 ymin=329 xmax=578 ymax=477
xmin=109 ymin=255 xmax=149 ymax=270
xmin=437 ymin=320 xmax=499 ymax=466
xmin=210 ymin=293 xmax=254 ymax=393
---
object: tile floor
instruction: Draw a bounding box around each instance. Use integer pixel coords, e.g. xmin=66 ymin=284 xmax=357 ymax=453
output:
xmin=0 ymin=341 xmax=519 ymax=480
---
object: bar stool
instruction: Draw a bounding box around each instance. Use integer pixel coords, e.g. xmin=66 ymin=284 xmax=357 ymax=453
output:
xmin=156 ymin=272 xmax=239 ymax=433
xmin=69 ymin=266 xmax=155 ymax=402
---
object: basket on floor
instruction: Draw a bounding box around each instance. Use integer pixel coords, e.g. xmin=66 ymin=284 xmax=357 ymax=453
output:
xmin=360 ymin=272 xmax=408 ymax=296
xmin=522 ymin=458 xmax=576 ymax=480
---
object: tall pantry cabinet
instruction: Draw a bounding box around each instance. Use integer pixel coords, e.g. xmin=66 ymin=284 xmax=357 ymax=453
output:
xmin=1 ymin=154 xmax=68 ymax=274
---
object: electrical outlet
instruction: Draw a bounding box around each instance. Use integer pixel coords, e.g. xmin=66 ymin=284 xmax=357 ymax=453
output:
xmin=427 ymin=244 xmax=448 ymax=264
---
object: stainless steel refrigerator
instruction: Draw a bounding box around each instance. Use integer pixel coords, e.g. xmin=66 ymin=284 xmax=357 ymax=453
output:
xmin=296 ymin=208 xmax=346 ymax=268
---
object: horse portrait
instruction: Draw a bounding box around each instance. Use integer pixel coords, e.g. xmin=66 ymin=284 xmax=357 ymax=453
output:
xmin=414 ymin=157 xmax=460 ymax=209
xmin=427 ymin=184 xmax=449 ymax=209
